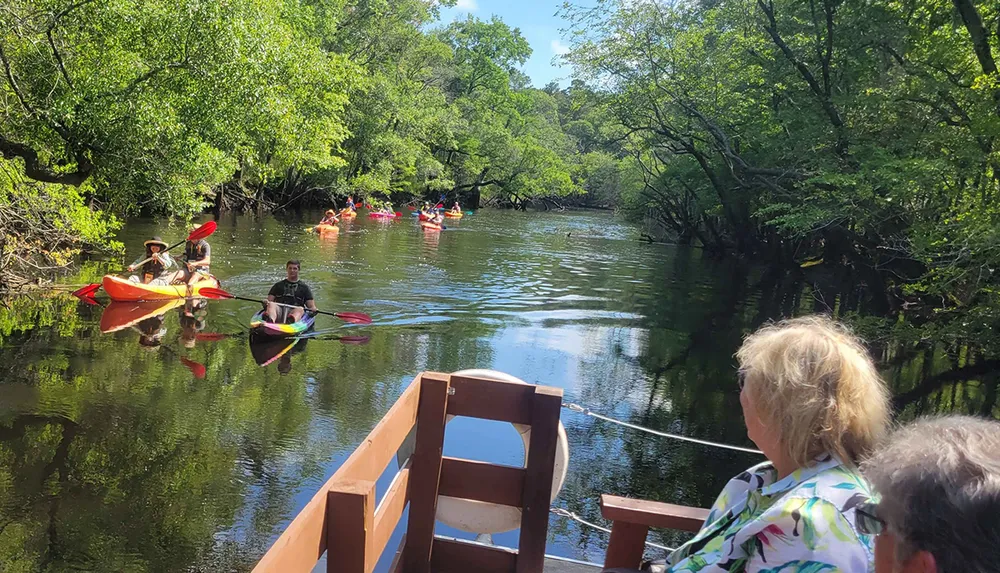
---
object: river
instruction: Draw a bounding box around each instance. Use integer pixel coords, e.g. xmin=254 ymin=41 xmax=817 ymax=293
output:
xmin=0 ymin=209 xmax=989 ymax=571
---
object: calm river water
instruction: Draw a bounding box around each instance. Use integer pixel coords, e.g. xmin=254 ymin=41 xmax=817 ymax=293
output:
xmin=0 ymin=209 xmax=989 ymax=571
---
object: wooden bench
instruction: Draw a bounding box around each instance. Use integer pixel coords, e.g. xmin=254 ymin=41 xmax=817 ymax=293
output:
xmin=599 ymin=495 xmax=711 ymax=570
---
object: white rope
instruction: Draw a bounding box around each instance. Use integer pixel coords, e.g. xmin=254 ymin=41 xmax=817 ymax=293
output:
xmin=549 ymin=507 xmax=674 ymax=552
xmin=562 ymin=402 xmax=763 ymax=455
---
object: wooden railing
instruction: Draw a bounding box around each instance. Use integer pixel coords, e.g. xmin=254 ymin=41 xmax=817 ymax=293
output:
xmin=599 ymin=495 xmax=710 ymax=569
xmin=253 ymin=371 xmax=563 ymax=573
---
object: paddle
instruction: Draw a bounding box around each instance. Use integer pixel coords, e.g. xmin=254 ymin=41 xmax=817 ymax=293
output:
xmin=72 ymin=221 xmax=218 ymax=299
xmin=179 ymin=357 xmax=207 ymax=379
xmin=198 ymin=287 xmax=373 ymax=324
xmin=196 ymin=331 xmax=369 ymax=345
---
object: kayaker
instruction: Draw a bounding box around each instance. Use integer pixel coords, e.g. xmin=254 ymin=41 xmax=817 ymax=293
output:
xmin=431 ymin=211 xmax=444 ymax=225
xmin=179 ymin=299 xmax=207 ymax=348
xmin=346 ymin=195 xmax=356 ymax=211
xmin=265 ymin=260 xmax=318 ymax=324
xmin=452 ymin=201 xmax=461 ymax=213
xmin=318 ymin=209 xmax=339 ymax=226
xmin=127 ymin=237 xmax=176 ymax=285
xmin=170 ymin=224 xmax=212 ymax=292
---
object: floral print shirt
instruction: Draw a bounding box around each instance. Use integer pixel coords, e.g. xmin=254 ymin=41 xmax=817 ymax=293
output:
xmin=664 ymin=454 xmax=875 ymax=572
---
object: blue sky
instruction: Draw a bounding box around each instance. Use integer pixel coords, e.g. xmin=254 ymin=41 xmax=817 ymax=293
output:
xmin=434 ymin=0 xmax=579 ymax=88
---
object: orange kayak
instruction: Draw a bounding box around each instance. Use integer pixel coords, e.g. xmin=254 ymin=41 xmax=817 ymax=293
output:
xmin=102 ymin=274 xmax=221 ymax=302
xmin=314 ymin=224 xmax=339 ymax=234
xmin=339 ymin=209 xmax=357 ymax=219
xmin=100 ymin=299 xmax=185 ymax=333
xmin=420 ymin=221 xmax=443 ymax=232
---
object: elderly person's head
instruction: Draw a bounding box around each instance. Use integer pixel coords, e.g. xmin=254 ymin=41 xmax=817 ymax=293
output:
xmin=736 ymin=315 xmax=890 ymax=474
xmin=861 ymin=416 xmax=1000 ymax=573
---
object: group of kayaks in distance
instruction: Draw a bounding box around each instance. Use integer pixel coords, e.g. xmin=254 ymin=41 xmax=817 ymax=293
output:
xmin=307 ymin=196 xmax=468 ymax=235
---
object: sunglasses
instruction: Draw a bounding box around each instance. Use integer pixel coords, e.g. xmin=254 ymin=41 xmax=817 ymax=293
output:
xmin=855 ymin=502 xmax=886 ymax=535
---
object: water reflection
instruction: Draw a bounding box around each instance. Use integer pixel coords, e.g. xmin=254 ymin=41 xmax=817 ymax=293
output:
xmin=0 ymin=210 xmax=996 ymax=571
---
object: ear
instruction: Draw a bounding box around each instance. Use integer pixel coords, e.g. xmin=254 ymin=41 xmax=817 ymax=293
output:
xmin=900 ymin=550 xmax=936 ymax=573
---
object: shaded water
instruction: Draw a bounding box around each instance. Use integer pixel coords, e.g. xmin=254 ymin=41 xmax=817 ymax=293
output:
xmin=0 ymin=209 xmax=993 ymax=571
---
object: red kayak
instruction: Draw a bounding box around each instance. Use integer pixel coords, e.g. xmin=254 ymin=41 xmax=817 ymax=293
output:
xmin=369 ymin=212 xmax=399 ymax=220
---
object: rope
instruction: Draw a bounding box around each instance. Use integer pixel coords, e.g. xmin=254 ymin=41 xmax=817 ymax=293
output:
xmin=562 ymin=402 xmax=763 ymax=455
xmin=549 ymin=507 xmax=674 ymax=552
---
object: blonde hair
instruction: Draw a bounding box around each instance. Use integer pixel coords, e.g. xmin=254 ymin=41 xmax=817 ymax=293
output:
xmin=736 ymin=315 xmax=890 ymax=467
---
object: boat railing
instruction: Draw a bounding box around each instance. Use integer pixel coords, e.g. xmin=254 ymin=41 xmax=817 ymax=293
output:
xmin=253 ymin=371 xmax=564 ymax=573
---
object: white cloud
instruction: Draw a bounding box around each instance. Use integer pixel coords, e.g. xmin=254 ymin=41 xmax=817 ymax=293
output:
xmin=551 ymin=39 xmax=571 ymax=56
xmin=455 ymin=0 xmax=477 ymax=11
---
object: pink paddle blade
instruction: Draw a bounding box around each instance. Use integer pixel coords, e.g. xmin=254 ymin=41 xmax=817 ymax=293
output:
xmin=334 ymin=312 xmax=373 ymax=325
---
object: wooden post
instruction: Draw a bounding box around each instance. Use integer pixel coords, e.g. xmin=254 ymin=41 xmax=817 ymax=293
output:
xmin=515 ymin=385 xmax=563 ymax=573
xmin=603 ymin=522 xmax=649 ymax=570
xmin=402 ymin=373 xmax=451 ymax=572
xmin=326 ymin=480 xmax=376 ymax=573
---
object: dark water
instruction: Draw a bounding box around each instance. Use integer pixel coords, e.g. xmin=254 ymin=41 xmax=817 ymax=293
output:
xmin=0 ymin=209 xmax=991 ymax=571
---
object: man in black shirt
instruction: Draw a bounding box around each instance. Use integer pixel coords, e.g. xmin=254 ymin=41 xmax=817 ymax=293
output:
xmin=266 ymin=260 xmax=318 ymax=323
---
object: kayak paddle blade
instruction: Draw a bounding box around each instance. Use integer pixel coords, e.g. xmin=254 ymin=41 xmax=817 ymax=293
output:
xmin=195 ymin=332 xmax=230 ymax=341
xmin=333 ymin=311 xmax=373 ymax=325
xmin=71 ymin=283 xmax=101 ymax=298
xmin=338 ymin=335 xmax=370 ymax=345
xmin=198 ymin=287 xmax=234 ymax=300
xmin=188 ymin=221 xmax=217 ymax=241
xmin=180 ymin=357 xmax=207 ymax=379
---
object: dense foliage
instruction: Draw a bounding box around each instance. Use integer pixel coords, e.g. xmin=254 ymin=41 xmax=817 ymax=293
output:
xmin=563 ymin=0 xmax=1000 ymax=318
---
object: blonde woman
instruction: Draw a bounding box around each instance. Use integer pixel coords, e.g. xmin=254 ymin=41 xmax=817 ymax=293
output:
xmin=609 ymin=316 xmax=890 ymax=572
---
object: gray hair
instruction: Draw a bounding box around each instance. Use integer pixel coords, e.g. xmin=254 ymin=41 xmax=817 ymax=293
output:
xmin=862 ymin=415 xmax=1000 ymax=572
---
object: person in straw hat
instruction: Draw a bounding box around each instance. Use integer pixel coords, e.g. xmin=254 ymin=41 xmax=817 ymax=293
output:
xmin=127 ymin=236 xmax=176 ymax=285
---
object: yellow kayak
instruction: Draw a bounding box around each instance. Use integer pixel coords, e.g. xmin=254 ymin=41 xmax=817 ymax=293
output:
xmin=444 ymin=211 xmax=463 ymax=219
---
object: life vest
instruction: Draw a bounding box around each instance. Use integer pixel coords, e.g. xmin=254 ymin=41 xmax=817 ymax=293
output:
xmin=142 ymin=253 xmax=166 ymax=283
xmin=274 ymin=280 xmax=307 ymax=306
xmin=184 ymin=240 xmax=208 ymax=263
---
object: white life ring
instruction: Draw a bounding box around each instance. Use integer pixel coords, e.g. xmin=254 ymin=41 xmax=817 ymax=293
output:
xmin=398 ymin=369 xmax=570 ymax=534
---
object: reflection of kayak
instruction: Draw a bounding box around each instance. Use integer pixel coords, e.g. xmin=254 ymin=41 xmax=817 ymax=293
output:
xmin=368 ymin=212 xmax=398 ymax=219
xmin=444 ymin=211 xmax=463 ymax=218
xmin=339 ymin=209 xmax=356 ymax=219
xmin=249 ymin=309 xmax=316 ymax=339
xmin=314 ymin=224 xmax=339 ymax=234
xmin=100 ymin=299 xmax=185 ymax=333
xmin=249 ymin=333 xmax=303 ymax=366
xmin=102 ymin=274 xmax=220 ymax=302
xmin=420 ymin=221 xmax=443 ymax=232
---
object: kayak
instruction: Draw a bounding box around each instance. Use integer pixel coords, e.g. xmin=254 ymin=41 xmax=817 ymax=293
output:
xmin=249 ymin=333 xmax=303 ymax=366
xmin=369 ymin=212 xmax=398 ymax=219
xmin=444 ymin=211 xmax=463 ymax=218
xmin=418 ymin=212 xmax=432 ymax=221
xmin=100 ymin=299 xmax=185 ymax=333
xmin=314 ymin=224 xmax=339 ymax=234
xmin=420 ymin=221 xmax=443 ymax=232
xmin=339 ymin=209 xmax=357 ymax=219
xmin=102 ymin=274 xmax=221 ymax=302
xmin=250 ymin=309 xmax=316 ymax=339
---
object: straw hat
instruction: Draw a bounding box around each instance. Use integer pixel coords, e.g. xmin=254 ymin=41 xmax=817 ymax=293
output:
xmin=143 ymin=236 xmax=168 ymax=249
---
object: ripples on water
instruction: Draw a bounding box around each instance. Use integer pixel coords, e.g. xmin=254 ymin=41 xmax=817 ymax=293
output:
xmin=0 ymin=209 xmax=983 ymax=571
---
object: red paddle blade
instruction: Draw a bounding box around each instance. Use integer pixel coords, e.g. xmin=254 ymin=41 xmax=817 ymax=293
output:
xmin=195 ymin=332 xmax=229 ymax=341
xmin=394 ymin=212 xmax=402 ymax=217
xmin=71 ymin=283 xmax=101 ymax=298
xmin=198 ymin=287 xmax=233 ymax=300
xmin=180 ymin=357 xmax=207 ymax=379
xmin=78 ymin=294 xmax=101 ymax=306
xmin=334 ymin=311 xmax=373 ymax=325
xmin=188 ymin=221 xmax=217 ymax=241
